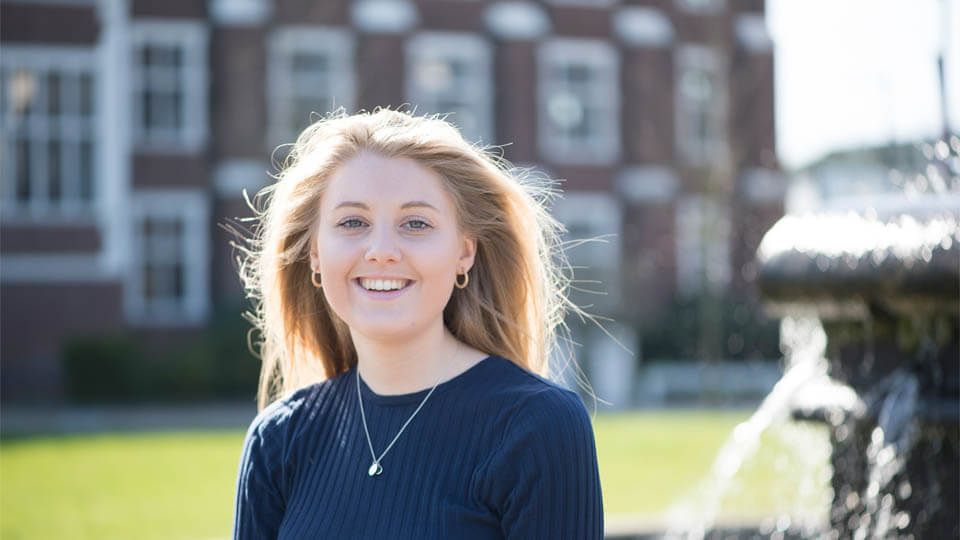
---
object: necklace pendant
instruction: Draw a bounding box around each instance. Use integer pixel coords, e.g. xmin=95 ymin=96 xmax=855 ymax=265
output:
xmin=368 ymin=462 xmax=383 ymax=477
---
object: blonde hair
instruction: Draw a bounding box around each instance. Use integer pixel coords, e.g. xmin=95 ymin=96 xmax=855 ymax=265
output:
xmin=238 ymin=109 xmax=578 ymax=412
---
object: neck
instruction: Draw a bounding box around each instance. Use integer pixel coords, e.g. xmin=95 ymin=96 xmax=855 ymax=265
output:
xmin=352 ymin=323 xmax=463 ymax=395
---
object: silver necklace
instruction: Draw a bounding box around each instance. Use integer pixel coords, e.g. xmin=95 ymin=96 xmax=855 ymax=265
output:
xmin=356 ymin=345 xmax=457 ymax=477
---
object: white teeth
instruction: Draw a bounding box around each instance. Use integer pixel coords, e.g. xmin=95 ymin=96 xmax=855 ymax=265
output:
xmin=360 ymin=278 xmax=407 ymax=291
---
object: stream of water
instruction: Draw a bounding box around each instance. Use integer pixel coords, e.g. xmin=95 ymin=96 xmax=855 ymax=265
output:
xmin=661 ymin=315 xmax=834 ymax=539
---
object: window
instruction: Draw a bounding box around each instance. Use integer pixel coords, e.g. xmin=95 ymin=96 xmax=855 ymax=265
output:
xmin=675 ymin=45 xmax=728 ymax=165
xmin=406 ymin=33 xmax=492 ymax=145
xmin=127 ymin=191 xmax=209 ymax=324
xmin=132 ymin=20 xmax=208 ymax=151
xmin=675 ymin=195 xmax=730 ymax=297
xmin=539 ymin=40 xmax=619 ymax=164
xmin=268 ymin=27 xmax=355 ymax=146
xmin=551 ymin=191 xmax=622 ymax=312
xmin=1 ymin=47 xmax=97 ymax=219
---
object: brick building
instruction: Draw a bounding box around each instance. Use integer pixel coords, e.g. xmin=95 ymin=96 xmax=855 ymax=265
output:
xmin=0 ymin=0 xmax=782 ymax=403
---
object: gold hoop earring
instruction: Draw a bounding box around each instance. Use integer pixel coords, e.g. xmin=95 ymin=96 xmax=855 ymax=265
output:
xmin=311 ymin=270 xmax=322 ymax=288
xmin=454 ymin=270 xmax=469 ymax=289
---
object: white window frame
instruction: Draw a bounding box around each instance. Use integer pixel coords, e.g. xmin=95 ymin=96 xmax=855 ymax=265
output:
xmin=538 ymin=39 xmax=620 ymax=165
xmin=1 ymin=46 xmax=99 ymax=222
xmin=406 ymin=32 xmax=493 ymax=145
xmin=675 ymin=44 xmax=728 ymax=166
xmin=126 ymin=189 xmax=209 ymax=326
xmin=675 ymin=195 xmax=731 ymax=297
xmin=131 ymin=19 xmax=208 ymax=152
xmin=267 ymin=26 xmax=355 ymax=147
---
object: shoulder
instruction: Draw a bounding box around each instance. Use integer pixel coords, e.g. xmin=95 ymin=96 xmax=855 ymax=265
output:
xmin=486 ymin=356 xmax=591 ymax=417
xmin=243 ymin=372 xmax=350 ymax=449
xmin=480 ymin=356 xmax=594 ymax=445
xmin=473 ymin=357 xmax=602 ymax=524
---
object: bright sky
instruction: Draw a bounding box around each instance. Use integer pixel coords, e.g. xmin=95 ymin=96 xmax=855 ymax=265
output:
xmin=767 ymin=0 xmax=959 ymax=169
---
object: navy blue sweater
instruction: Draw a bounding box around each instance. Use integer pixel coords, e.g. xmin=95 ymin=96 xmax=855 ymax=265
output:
xmin=232 ymin=355 xmax=603 ymax=539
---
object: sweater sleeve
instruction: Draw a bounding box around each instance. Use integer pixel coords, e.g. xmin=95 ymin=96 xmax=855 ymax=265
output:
xmin=232 ymin=401 xmax=293 ymax=540
xmin=480 ymin=387 xmax=604 ymax=539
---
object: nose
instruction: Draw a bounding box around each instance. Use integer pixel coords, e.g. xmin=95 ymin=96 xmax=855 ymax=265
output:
xmin=364 ymin=225 xmax=402 ymax=264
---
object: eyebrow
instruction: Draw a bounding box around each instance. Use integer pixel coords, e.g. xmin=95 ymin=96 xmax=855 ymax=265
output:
xmin=333 ymin=200 xmax=439 ymax=211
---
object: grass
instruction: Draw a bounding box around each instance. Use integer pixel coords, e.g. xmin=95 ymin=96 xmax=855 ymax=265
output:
xmin=0 ymin=410 xmax=831 ymax=539
xmin=595 ymin=409 xmax=832 ymax=523
xmin=596 ymin=409 xmax=751 ymax=514
xmin=0 ymin=430 xmax=241 ymax=540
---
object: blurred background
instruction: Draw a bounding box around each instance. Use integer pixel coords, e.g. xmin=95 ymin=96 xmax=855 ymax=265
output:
xmin=1 ymin=0 xmax=957 ymax=539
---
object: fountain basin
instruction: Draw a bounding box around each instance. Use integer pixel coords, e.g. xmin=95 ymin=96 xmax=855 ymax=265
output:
xmin=756 ymin=195 xmax=959 ymax=538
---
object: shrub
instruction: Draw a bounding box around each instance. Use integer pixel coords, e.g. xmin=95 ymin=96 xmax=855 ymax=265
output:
xmin=61 ymin=311 xmax=260 ymax=404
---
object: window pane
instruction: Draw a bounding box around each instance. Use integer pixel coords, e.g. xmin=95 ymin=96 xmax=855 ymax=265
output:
xmin=173 ymin=262 xmax=185 ymax=299
xmin=149 ymin=93 xmax=166 ymax=129
xmin=567 ymin=64 xmax=590 ymax=84
xmin=171 ymin=91 xmax=182 ymax=131
xmin=15 ymin=69 xmax=37 ymax=118
xmin=15 ymin=138 xmax=30 ymax=202
xmin=48 ymin=140 xmax=61 ymax=202
xmin=156 ymin=265 xmax=175 ymax=300
xmin=292 ymin=52 xmax=328 ymax=75
xmin=139 ymin=43 xmax=184 ymax=140
xmin=293 ymin=97 xmax=322 ymax=132
xmin=0 ymin=69 xmax=7 ymax=117
xmin=147 ymin=92 xmax=178 ymax=131
xmin=142 ymin=217 xmax=154 ymax=250
xmin=151 ymin=224 xmax=180 ymax=258
xmin=143 ymin=263 xmax=156 ymax=300
xmin=145 ymin=45 xmax=180 ymax=68
xmin=141 ymin=215 xmax=187 ymax=304
xmin=141 ymin=89 xmax=153 ymax=128
xmin=47 ymin=72 xmax=60 ymax=116
xmin=682 ymin=69 xmax=712 ymax=103
xmin=574 ymin=103 xmax=593 ymax=139
xmin=548 ymin=91 xmax=585 ymax=133
xmin=79 ymin=73 xmax=93 ymax=117
xmin=79 ymin=140 xmax=93 ymax=200
xmin=416 ymin=58 xmax=453 ymax=93
xmin=697 ymin=110 xmax=710 ymax=145
xmin=170 ymin=47 xmax=183 ymax=70
xmin=436 ymin=98 xmax=460 ymax=115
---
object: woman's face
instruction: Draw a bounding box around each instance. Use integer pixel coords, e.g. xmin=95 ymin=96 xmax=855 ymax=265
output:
xmin=310 ymin=152 xmax=476 ymax=343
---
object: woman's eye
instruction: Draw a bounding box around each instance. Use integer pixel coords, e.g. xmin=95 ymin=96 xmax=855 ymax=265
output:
xmin=338 ymin=218 xmax=366 ymax=229
xmin=404 ymin=219 xmax=431 ymax=231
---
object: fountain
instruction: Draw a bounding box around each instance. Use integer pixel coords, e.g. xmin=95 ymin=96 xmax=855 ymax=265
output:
xmin=755 ymin=191 xmax=960 ymax=538
xmin=605 ymin=142 xmax=958 ymax=540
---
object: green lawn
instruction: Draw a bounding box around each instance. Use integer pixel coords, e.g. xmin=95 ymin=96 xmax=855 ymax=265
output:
xmin=595 ymin=410 xmax=832 ymax=522
xmin=0 ymin=410 xmax=831 ymax=539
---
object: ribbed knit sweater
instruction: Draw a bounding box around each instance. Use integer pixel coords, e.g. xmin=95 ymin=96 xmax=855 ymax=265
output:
xmin=232 ymin=355 xmax=603 ymax=539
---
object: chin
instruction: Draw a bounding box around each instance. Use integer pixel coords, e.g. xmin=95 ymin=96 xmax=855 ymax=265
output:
xmin=350 ymin=317 xmax=425 ymax=342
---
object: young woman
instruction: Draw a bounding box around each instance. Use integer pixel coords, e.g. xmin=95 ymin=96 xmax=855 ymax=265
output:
xmin=232 ymin=109 xmax=603 ymax=539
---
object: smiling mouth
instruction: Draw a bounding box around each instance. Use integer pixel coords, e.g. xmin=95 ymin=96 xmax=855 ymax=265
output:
xmin=357 ymin=278 xmax=412 ymax=291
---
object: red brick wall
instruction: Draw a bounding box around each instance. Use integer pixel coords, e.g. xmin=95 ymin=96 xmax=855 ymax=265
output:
xmin=622 ymin=201 xmax=678 ymax=321
xmin=132 ymin=155 xmax=210 ymax=189
xmin=623 ymin=48 xmax=675 ymax=164
xmin=1 ymin=226 xmax=101 ymax=254
xmin=1 ymin=283 xmax=124 ymax=403
xmin=212 ymin=27 xmax=268 ymax=159
xmin=356 ymin=35 xmax=406 ymax=112
xmin=494 ymin=41 xmax=538 ymax=164
xmin=0 ymin=3 xmax=99 ymax=44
